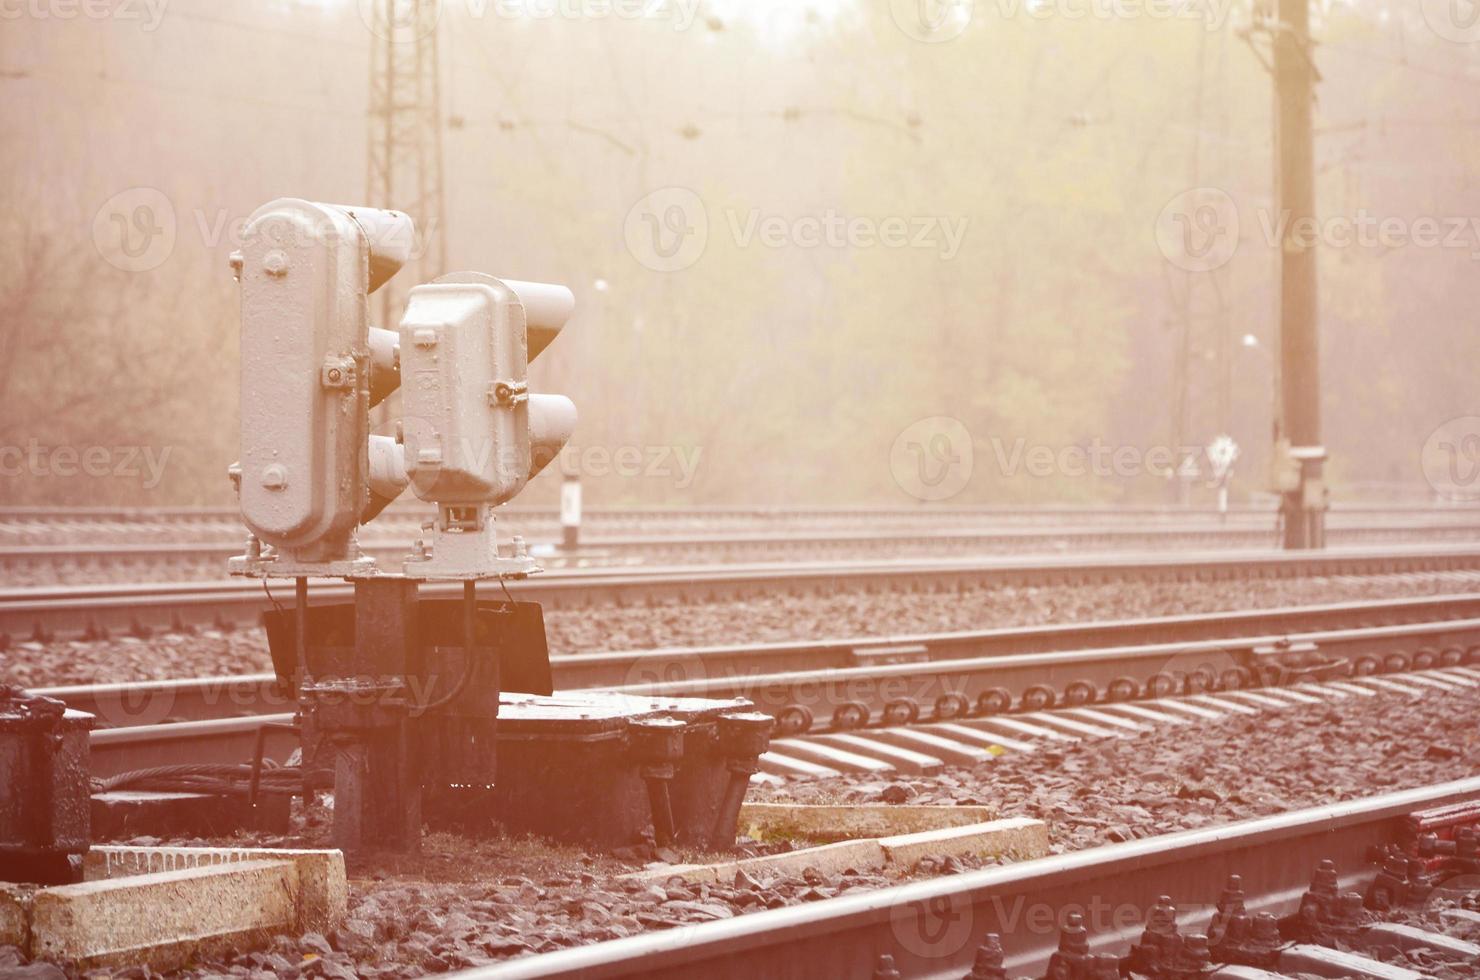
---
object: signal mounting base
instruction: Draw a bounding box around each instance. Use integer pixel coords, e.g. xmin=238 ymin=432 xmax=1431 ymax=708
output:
xmin=228 ymin=552 xmax=379 ymax=580
xmin=401 ymin=502 xmax=540 ymax=580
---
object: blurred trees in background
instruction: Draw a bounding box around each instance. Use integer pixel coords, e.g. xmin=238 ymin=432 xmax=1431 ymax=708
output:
xmin=1 ymin=0 xmax=1477 ymax=508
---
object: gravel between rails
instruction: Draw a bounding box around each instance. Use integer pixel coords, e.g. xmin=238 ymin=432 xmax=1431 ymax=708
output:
xmin=14 ymin=680 xmax=1472 ymax=979
xmin=6 ymin=571 xmax=1480 ymax=688
xmin=750 ymin=682 xmax=1480 ymax=854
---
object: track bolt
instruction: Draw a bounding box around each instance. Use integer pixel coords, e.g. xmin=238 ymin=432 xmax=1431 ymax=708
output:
xmin=963 ymin=933 xmax=1006 ymax=980
xmin=872 ymin=954 xmax=901 ymax=980
xmin=1209 ymin=873 xmax=1247 ymax=948
xmin=1045 ymin=911 xmax=1095 ymax=979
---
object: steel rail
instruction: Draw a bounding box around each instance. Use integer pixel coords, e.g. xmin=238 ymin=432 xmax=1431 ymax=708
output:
xmin=443 ymin=776 xmax=1480 ymax=979
xmin=50 ymin=609 xmax=1480 ymax=776
xmin=3 ymin=504 xmax=1471 ymax=557
xmin=5 ymin=522 xmax=1480 ymax=577
xmin=8 ymin=544 xmax=1480 ymax=641
xmin=616 ymin=616 xmax=1480 ymax=731
xmin=1 ymin=501 xmax=1470 ymax=524
xmin=39 ymin=591 xmax=1480 ymax=724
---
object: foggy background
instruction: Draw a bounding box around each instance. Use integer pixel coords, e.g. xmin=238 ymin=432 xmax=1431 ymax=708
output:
xmin=2 ymin=0 xmax=1477 ymax=508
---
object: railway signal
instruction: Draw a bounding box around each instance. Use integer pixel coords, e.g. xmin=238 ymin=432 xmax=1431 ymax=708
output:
xmin=230 ymin=198 xmax=412 ymax=575
xmin=214 ymin=202 xmax=769 ymax=864
xmin=396 ymin=272 xmax=577 ymax=578
xmin=227 ymin=199 xmax=577 ymax=579
xmin=220 ymin=199 xmax=761 ymax=859
xmin=225 ymin=199 xmax=586 ymax=850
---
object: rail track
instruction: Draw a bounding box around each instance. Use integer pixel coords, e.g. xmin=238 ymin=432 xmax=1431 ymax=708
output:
xmin=8 ymin=544 xmax=1480 ymax=645
xmin=4 ymin=505 xmax=1479 ymax=570
xmin=14 ymin=521 xmax=1480 ymax=583
xmin=7 ymin=520 xmax=1480 ymax=583
xmin=9 ymin=545 xmax=1480 ymax=643
xmin=751 ymin=660 xmax=1480 ymax=779
xmin=29 ymin=587 xmax=1480 ymax=978
xmin=447 ymin=776 xmax=1480 ymax=978
xmin=44 ymin=632 xmax=1480 ymax=977
xmin=2 ymin=501 xmax=1470 ymax=527
xmin=41 ymin=590 xmax=1480 ymax=718
xmin=39 ymin=595 xmax=1480 ymax=781
xmin=633 ymin=614 xmax=1480 ymax=737
xmin=4 ymin=504 xmax=1305 ymax=545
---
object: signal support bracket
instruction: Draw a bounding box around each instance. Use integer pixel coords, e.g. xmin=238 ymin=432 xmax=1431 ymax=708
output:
xmin=228 ymin=551 xmax=380 ymax=580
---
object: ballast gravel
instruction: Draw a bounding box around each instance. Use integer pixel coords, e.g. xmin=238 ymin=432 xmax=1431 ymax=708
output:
xmin=27 ymin=680 xmax=1480 ymax=978
xmin=750 ymin=681 xmax=1480 ymax=855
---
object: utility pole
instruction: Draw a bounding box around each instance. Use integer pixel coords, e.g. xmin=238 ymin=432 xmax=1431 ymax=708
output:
xmin=367 ymin=0 xmax=447 ymax=333
xmin=1271 ymin=0 xmax=1326 ymax=548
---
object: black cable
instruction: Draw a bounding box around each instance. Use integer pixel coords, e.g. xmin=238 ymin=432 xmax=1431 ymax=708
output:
xmin=93 ymin=762 xmax=308 ymax=796
xmin=263 ymin=579 xmax=283 ymax=615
